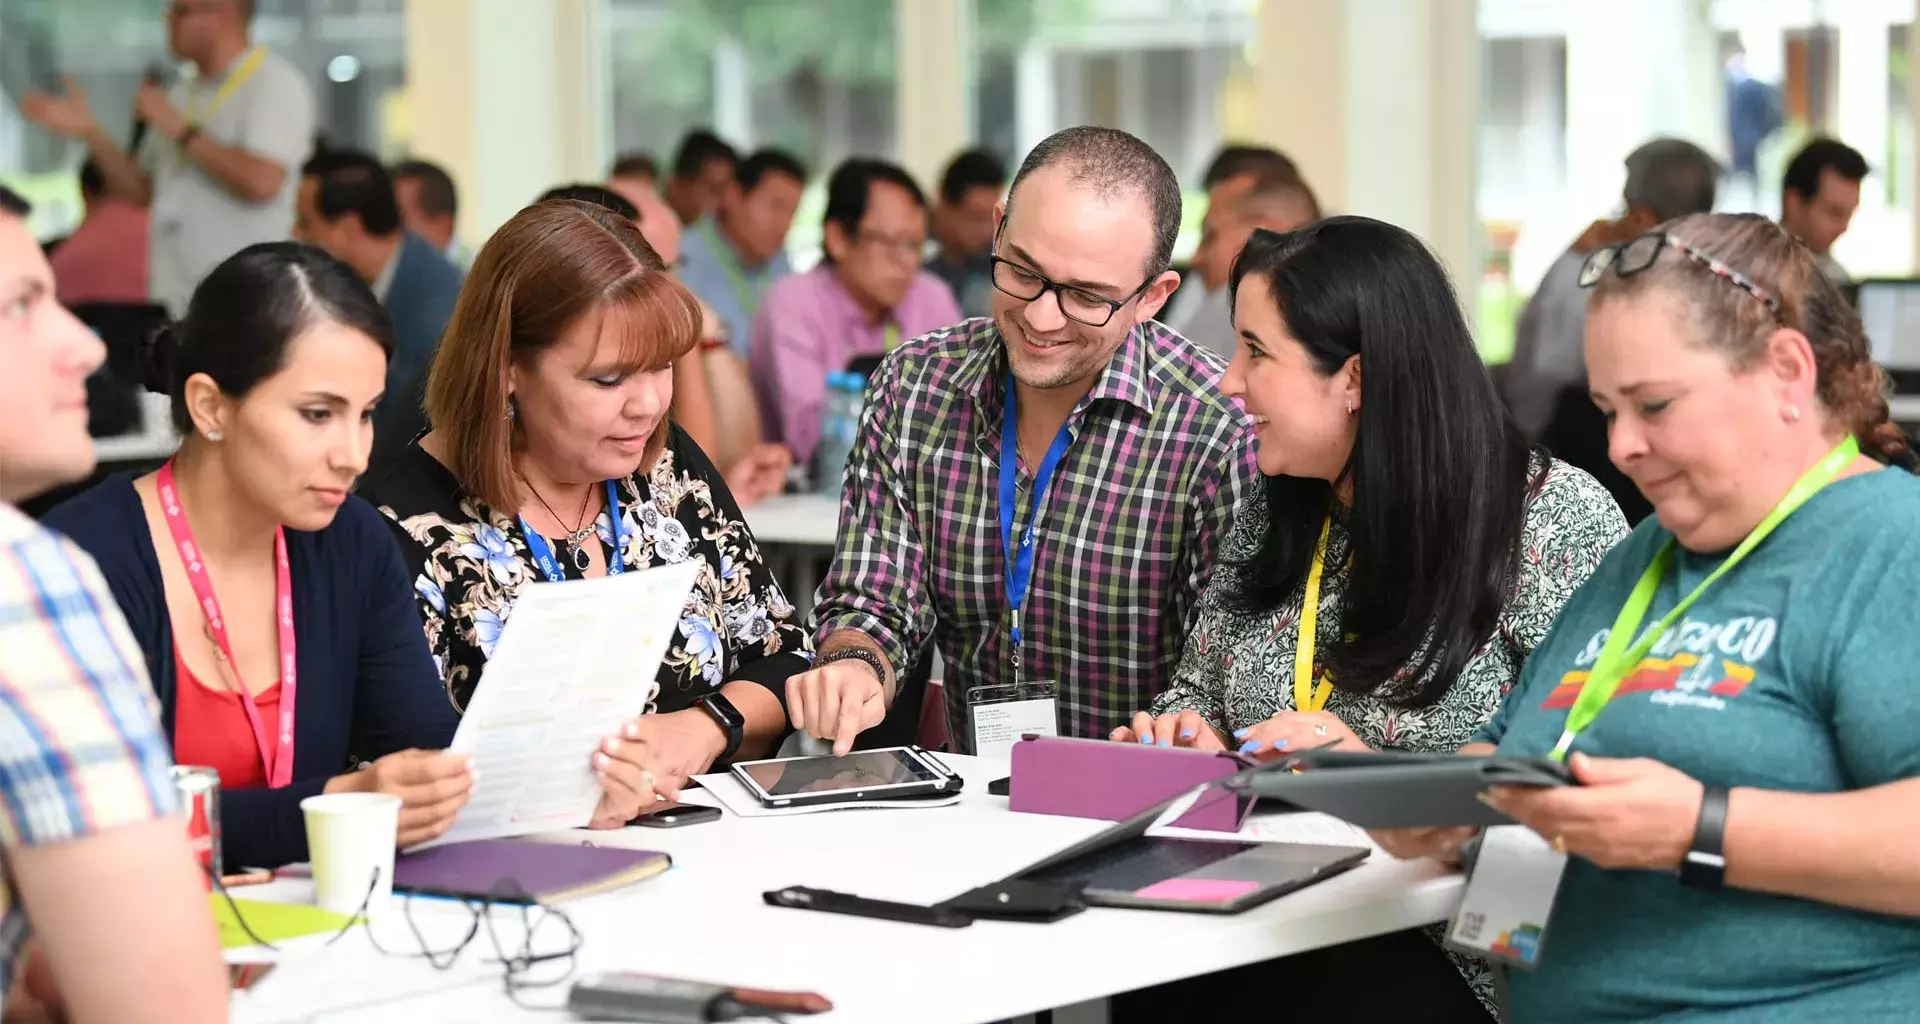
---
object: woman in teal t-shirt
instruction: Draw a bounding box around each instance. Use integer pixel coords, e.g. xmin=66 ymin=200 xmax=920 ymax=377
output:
xmin=1379 ymin=213 xmax=1920 ymax=1022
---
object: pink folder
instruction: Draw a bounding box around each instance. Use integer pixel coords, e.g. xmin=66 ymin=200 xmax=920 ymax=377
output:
xmin=1008 ymin=735 xmax=1255 ymax=832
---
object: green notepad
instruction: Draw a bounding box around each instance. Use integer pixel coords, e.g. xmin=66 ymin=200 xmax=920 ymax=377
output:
xmin=209 ymin=894 xmax=353 ymax=949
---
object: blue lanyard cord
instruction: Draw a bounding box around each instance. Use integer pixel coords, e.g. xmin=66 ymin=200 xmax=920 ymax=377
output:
xmin=519 ymin=480 xmax=626 ymax=584
xmin=997 ymin=371 xmax=1075 ymax=672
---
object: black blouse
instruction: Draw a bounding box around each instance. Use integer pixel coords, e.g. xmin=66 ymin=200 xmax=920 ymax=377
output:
xmin=357 ymin=425 xmax=812 ymax=715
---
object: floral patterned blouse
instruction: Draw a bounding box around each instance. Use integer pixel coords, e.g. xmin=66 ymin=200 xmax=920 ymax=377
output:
xmin=358 ymin=426 xmax=812 ymax=716
xmin=1152 ymin=456 xmax=1628 ymax=752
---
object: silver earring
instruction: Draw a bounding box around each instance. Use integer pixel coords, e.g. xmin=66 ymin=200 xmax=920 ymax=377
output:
xmin=1785 ymin=405 xmax=1801 ymax=423
xmin=1346 ymin=398 xmax=1355 ymax=416
xmin=205 ymin=428 xmax=223 ymax=441
xmin=505 ymin=400 xmax=516 ymax=422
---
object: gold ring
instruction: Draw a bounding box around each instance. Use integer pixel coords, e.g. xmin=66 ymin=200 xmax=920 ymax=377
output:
xmin=1550 ymin=834 xmax=1567 ymax=854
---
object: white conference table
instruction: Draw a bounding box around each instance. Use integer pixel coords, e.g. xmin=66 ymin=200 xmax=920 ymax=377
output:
xmin=743 ymin=493 xmax=842 ymax=614
xmin=743 ymin=493 xmax=841 ymax=548
xmin=231 ymin=755 xmax=1464 ymax=1024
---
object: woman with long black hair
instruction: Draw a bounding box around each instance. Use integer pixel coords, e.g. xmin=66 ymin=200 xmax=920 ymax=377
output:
xmin=1114 ymin=216 xmax=1628 ymax=1020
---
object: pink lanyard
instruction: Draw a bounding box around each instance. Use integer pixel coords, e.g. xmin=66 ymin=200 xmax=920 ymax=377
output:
xmin=156 ymin=462 xmax=297 ymax=788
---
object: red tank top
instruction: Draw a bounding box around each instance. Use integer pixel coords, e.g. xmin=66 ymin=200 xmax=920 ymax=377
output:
xmin=172 ymin=646 xmax=283 ymax=789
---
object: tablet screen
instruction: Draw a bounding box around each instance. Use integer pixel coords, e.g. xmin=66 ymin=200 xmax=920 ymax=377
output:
xmin=738 ymin=749 xmax=940 ymax=798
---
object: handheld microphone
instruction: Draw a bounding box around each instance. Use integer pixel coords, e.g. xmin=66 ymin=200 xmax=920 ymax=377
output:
xmin=129 ymin=62 xmax=172 ymax=149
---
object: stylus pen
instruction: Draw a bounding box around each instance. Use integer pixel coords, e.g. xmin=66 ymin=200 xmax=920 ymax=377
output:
xmin=763 ymin=887 xmax=973 ymax=929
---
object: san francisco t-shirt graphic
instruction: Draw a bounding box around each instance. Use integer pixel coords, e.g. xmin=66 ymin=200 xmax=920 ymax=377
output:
xmin=1540 ymin=615 xmax=1776 ymax=712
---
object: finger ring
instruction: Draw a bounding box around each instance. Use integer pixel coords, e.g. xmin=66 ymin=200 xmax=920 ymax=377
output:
xmin=1313 ymin=723 xmax=1329 ymax=737
xmin=1551 ymin=834 xmax=1567 ymax=854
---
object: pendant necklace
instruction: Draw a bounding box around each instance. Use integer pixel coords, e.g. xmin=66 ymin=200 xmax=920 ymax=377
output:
xmin=526 ymin=479 xmax=597 ymax=572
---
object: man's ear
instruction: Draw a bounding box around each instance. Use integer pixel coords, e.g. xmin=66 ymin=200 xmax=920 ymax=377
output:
xmin=1132 ymin=269 xmax=1183 ymax=324
xmin=823 ymin=219 xmax=854 ymax=264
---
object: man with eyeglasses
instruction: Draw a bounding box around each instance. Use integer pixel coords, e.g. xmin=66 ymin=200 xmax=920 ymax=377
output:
xmin=748 ymin=158 xmax=962 ymax=470
xmin=785 ymin=126 xmax=1257 ymax=757
xmin=21 ymin=0 xmax=315 ymax=317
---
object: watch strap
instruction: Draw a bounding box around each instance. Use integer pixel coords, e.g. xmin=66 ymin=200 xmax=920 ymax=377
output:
xmin=176 ymin=125 xmax=201 ymax=149
xmin=1679 ymin=784 xmax=1729 ymax=890
xmin=697 ymin=693 xmax=745 ymax=764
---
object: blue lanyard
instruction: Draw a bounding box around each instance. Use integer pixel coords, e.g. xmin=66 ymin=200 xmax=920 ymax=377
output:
xmin=519 ymin=480 xmax=625 ymax=584
xmin=997 ymin=371 xmax=1075 ymax=676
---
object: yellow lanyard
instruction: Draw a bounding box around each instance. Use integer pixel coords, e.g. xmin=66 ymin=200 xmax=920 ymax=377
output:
xmin=884 ymin=323 xmax=901 ymax=352
xmin=184 ymin=46 xmax=267 ymax=127
xmin=1293 ymin=516 xmax=1337 ymax=713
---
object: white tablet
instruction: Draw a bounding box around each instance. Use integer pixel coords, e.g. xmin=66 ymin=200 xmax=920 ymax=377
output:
xmin=729 ymin=746 xmax=964 ymax=808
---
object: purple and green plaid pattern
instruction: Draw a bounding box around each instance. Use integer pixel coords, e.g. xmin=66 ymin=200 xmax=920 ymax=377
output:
xmin=0 ymin=505 xmax=176 ymax=1003
xmin=813 ymin=316 xmax=1257 ymax=749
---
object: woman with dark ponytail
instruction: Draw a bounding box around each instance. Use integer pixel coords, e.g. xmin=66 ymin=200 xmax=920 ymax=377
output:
xmin=1380 ymin=213 xmax=1920 ymax=1021
xmin=45 ymin=241 xmax=471 ymax=869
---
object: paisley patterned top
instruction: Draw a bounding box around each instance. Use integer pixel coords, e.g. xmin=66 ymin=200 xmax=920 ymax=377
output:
xmin=1152 ymin=456 xmax=1628 ymax=752
xmin=358 ymin=426 xmax=811 ymax=716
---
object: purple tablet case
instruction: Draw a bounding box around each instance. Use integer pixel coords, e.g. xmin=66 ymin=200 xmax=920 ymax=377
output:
xmin=392 ymin=840 xmax=670 ymax=903
xmin=1008 ymin=735 xmax=1255 ymax=832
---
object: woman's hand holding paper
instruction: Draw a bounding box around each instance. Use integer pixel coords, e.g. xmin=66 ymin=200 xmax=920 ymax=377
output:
xmin=588 ymin=709 xmax=729 ymax=828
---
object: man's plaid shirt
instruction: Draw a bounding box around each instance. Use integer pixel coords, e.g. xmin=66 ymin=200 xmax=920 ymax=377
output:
xmin=0 ymin=504 xmax=176 ymax=1001
xmin=813 ymin=316 xmax=1257 ymax=748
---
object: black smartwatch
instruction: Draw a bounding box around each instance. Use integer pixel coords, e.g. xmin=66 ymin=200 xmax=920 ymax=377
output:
xmin=696 ymin=692 xmax=746 ymax=764
xmin=1679 ymin=784 xmax=1730 ymax=890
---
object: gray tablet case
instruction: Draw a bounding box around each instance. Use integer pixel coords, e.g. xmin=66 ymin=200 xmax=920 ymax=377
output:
xmin=1241 ymin=752 xmax=1575 ymax=828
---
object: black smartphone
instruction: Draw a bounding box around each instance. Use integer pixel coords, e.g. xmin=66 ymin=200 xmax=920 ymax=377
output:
xmin=631 ymin=804 xmax=721 ymax=828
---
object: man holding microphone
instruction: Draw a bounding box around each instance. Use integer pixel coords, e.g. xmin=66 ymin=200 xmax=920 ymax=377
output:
xmin=22 ymin=0 xmax=314 ymax=316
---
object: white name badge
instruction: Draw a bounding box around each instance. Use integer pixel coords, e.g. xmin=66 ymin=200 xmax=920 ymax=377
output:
xmin=966 ymin=680 xmax=1059 ymax=762
xmin=1446 ymin=825 xmax=1568 ymax=970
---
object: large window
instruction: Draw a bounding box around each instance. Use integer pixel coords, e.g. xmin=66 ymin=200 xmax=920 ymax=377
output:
xmin=973 ymin=0 xmax=1258 ymax=261
xmin=0 ymin=0 xmax=406 ymax=240
xmin=1476 ymin=0 xmax=1915 ymax=363
xmin=609 ymin=0 xmax=899 ymax=264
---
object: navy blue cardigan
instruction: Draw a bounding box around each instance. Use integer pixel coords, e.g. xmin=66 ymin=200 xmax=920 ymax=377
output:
xmin=44 ymin=475 xmax=458 ymax=869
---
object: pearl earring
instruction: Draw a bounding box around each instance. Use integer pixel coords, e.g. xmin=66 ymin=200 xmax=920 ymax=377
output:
xmin=205 ymin=428 xmax=223 ymax=442
xmin=1346 ymin=398 xmax=1355 ymax=416
xmin=1785 ymin=405 xmax=1802 ymax=423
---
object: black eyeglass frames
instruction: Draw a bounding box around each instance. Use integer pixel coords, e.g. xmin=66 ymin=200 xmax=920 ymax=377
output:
xmin=1578 ymin=230 xmax=1783 ymax=320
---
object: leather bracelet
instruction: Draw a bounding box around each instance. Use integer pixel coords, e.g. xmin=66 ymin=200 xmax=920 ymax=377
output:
xmin=1679 ymin=784 xmax=1730 ymax=890
xmin=818 ymin=647 xmax=888 ymax=691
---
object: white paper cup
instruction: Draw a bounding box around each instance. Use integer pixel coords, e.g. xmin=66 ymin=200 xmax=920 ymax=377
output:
xmin=301 ymin=792 xmax=401 ymax=917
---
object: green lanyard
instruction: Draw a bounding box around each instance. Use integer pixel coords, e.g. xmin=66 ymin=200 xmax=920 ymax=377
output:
xmin=1551 ymin=435 xmax=1860 ymax=761
xmin=884 ymin=323 xmax=900 ymax=352
xmin=698 ymin=222 xmax=762 ymax=319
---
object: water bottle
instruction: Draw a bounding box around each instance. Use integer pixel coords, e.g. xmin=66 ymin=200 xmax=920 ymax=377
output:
xmin=815 ymin=372 xmax=866 ymax=495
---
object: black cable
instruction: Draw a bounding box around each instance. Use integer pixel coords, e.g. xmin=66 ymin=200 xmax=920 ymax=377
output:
xmin=207 ymin=864 xmax=280 ymax=952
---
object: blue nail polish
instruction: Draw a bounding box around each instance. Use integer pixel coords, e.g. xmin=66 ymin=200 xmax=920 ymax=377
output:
xmin=1179 ymin=728 xmax=1195 ymax=740
xmin=1156 ymin=738 xmax=1172 ymax=747
xmin=1139 ymin=733 xmax=1153 ymax=744
xmin=1233 ymin=727 xmax=1250 ymax=739
xmin=1238 ymin=740 xmax=1260 ymax=755
xmin=1273 ymin=739 xmax=1290 ymax=750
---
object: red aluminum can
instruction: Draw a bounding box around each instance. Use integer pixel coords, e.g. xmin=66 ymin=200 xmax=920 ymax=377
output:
xmin=171 ymin=764 xmax=223 ymax=882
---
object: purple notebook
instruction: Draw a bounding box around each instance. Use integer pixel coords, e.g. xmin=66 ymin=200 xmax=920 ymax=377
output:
xmin=392 ymin=840 xmax=671 ymax=904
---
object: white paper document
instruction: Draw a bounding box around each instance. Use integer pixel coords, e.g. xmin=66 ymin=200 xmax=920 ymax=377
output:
xmin=426 ymin=561 xmax=701 ymax=847
xmin=1150 ymin=810 xmax=1375 ymax=849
